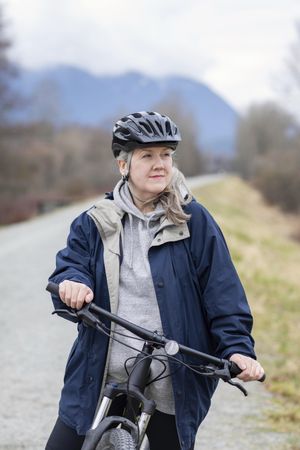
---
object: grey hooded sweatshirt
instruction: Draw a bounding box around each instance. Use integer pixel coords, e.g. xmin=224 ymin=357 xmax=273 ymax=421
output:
xmin=106 ymin=180 xmax=175 ymax=414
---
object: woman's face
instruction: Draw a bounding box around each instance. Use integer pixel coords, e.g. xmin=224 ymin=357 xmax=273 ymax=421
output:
xmin=118 ymin=146 xmax=174 ymax=201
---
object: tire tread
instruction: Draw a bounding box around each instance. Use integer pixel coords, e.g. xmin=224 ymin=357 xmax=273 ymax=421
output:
xmin=97 ymin=428 xmax=136 ymax=450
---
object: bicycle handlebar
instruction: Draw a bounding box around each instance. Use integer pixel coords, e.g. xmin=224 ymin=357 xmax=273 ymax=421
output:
xmin=46 ymin=282 xmax=265 ymax=386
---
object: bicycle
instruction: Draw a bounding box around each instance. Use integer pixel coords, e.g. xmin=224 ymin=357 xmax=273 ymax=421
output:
xmin=46 ymin=281 xmax=265 ymax=450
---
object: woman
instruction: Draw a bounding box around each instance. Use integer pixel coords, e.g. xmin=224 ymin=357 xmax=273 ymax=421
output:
xmin=46 ymin=111 xmax=264 ymax=450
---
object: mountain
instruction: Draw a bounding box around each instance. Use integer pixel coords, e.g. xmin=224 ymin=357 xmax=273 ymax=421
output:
xmin=12 ymin=66 xmax=239 ymax=155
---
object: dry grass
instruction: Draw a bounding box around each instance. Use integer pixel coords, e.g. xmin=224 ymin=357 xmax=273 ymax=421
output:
xmin=193 ymin=176 xmax=300 ymax=435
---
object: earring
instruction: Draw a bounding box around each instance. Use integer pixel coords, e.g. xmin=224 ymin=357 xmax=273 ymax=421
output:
xmin=122 ymin=172 xmax=129 ymax=182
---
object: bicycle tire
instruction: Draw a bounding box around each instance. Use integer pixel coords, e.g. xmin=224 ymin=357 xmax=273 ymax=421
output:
xmin=96 ymin=428 xmax=136 ymax=450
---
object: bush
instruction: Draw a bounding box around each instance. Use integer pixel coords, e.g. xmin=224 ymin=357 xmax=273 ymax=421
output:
xmin=254 ymin=150 xmax=300 ymax=213
xmin=0 ymin=124 xmax=115 ymax=224
xmin=235 ymin=102 xmax=300 ymax=215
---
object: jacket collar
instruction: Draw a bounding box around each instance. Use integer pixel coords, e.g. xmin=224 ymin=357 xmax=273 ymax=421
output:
xmin=89 ymin=197 xmax=190 ymax=249
xmin=151 ymin=217 xmax=190 ymax=247
xmin=88 ymin=199 xmax=124 ymax=255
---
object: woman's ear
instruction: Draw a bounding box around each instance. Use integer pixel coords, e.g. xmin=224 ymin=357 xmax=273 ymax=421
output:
xmin=117 ymin=160 xmax=127 ymax=176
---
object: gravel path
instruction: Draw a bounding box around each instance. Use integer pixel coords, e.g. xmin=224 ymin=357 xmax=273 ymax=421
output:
xmin=0 ymin=176 xmax=293 ymax=449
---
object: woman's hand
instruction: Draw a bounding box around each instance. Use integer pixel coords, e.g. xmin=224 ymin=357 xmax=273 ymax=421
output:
xmin=229 ymin=354 xmax=265 ymax=381
xmin=59 ymin=280 xmax=94 ymax=310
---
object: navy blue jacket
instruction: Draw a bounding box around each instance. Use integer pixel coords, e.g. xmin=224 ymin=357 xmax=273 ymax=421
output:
xmin=49 ymin=197 xmax=255 ymax=450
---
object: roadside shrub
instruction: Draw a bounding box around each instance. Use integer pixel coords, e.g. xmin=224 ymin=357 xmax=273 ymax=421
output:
xmin=254 ymin=150 xmax=300 ymax=213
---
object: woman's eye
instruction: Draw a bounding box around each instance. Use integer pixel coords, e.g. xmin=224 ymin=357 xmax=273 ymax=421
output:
xmin=142 ymin=154 xmax=151 ymax=158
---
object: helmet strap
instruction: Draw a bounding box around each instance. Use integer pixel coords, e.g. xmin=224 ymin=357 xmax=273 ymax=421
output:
xmin=122 ymin=152 xmax=133 ymax=182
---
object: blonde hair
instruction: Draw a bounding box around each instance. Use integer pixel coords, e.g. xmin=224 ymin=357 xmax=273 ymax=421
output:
xmin=117 ymin=150 xmax=192 ymax=225
xmin=154 ymin=167 xmax=192 ymax=225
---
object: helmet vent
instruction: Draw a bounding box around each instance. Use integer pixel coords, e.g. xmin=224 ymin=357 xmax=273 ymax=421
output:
xmin=140 ymin=121 xmax=152 ymax=134
xmin=155 ymin=120 xmax=163 ymax=133
xmin=165 ymin=120 xmax=172 ymax=135
xmin=122 ymin=128 xmax=131 ymax=137
xmin=132 ymin=112 xmax=143 ymax=118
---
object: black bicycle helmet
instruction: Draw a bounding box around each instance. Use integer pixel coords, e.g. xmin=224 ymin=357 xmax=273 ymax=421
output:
xmin=112 ymin=111 xmax=181 ymax=157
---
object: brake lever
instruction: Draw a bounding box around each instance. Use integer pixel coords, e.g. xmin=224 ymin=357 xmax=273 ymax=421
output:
xmin=77 ymin=305 xmax=105 ymax=328
xmin=227 ymin=379 xmax=248 ymax=396
xmin=211 ymin=361 xmax=249 ymax=396
xmin=53 ymin=304 xmax=106 ymax=328
xmin=52 ymin=308 xmax=78 ymax=320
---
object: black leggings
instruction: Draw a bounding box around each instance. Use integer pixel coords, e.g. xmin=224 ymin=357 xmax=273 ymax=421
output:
xmin=46 ymin=410 xmax=182 ymax=450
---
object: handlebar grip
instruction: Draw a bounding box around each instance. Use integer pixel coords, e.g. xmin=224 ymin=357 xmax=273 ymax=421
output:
xmin=258 ymin=373 xmax=266 ymax=382
xmin=229 ymin=361 xmax=266 ymax=382
xmin=46 ymin=281 xmax=60 ymax=297
xmin=229 ymin=361 xmax=242 ymax=378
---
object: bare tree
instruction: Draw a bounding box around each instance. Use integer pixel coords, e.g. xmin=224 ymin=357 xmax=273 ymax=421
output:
xmin=235 ymin=102 xmax=298 ymax=179
xmin=54 ymin=126 xmax=117 ymax=196
xmin=0 ymin=4 xmax=18 ymax=122
xmin=29 ymin=79 xmax=66 ymax=124
xmin=287 ymin=22 xmax=300 ymax=88
xmin=235 ymin=101 xmax=300 ymax=213
xmin=254 ymin=147 xmax=300 ymax=212
xmin=280 ymin=21 xmax=300 ymax=118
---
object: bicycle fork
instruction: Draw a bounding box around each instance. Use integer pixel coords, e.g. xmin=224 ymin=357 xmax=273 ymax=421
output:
xmin=91 ymin=342 xmax=157 ymax=447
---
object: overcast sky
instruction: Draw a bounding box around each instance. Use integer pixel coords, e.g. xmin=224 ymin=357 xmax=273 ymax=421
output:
xmin=4 ymin=0 xmax=300 ymax=114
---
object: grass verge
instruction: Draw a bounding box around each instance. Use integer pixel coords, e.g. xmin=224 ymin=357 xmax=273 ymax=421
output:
xmin=193 ymin=176 xmax=300 ymax=438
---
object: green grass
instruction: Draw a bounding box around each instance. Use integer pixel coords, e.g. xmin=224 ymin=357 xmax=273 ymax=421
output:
xmin=193 ymin=176 xmax=300 ymax=437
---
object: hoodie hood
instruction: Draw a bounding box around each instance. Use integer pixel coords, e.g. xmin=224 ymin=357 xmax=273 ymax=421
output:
xmin=113 ymin=179 xmax=166 ymax=226
xmin=113 ymin=179 xmax=166 ymax=269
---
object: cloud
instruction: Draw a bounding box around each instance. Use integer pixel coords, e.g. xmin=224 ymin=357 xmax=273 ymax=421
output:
xmin=5 ymin=0 xmax=300 ymax=111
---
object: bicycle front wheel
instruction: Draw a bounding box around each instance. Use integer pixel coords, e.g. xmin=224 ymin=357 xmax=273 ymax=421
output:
xmin=96 ymin=428 xmax=136 ymax=450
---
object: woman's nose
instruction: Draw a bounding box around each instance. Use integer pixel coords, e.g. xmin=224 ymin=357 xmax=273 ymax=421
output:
xmin=152 ymin=155 xmax=164 ymax=167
